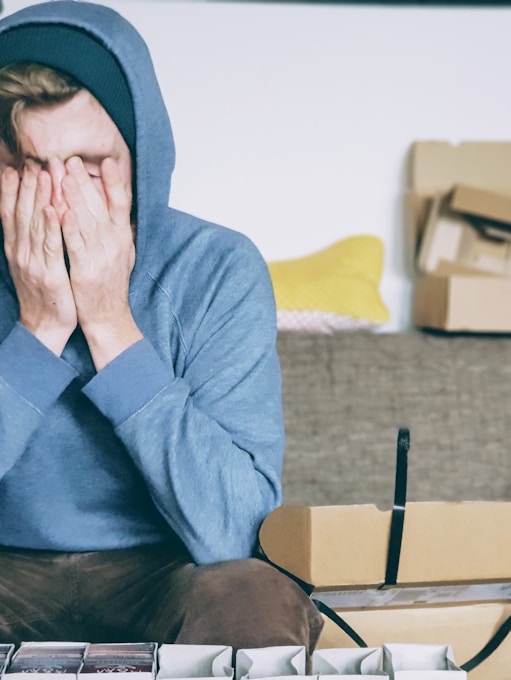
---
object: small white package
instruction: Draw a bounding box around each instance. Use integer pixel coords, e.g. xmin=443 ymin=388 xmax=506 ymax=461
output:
xmin=79 ymin=642 xmax=157 ymax=680
xmin=382 ymin=644 xmax=467 ymax=679
xmin=5 ymin=642 xmax=87 ymax=680
xmin=157 ymin=644 xmax=233 ymax=680
xmin=312 ymin=647 xmax=388 ymax=678
xmin=0 ymin=645 xmax=15 ymax=677
xmin=235 ymin=645 xmax=309 ymax=680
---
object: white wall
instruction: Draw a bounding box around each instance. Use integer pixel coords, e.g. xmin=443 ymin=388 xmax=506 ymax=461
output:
xmin=5 ymin=0 xmax=511 ymax=330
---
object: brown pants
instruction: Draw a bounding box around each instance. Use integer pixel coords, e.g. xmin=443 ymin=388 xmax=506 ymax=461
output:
xmin=0 ymin=543 xmax=323 ymax=653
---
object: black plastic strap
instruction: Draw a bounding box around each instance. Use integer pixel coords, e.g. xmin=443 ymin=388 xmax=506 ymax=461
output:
xmin=257 ymin=428 xmax=410 ymax=648
xmin=461 ymin=614 xmax=511 ymax=671
xmin=256 ymin=539 xmax=369 ymax=648
xmin=383 ymin=427 xmax=410 ymax=587
xmin=312 ymin=598 xmax=368 ymax=648
xmin=254 ymin=541 xmax=316 ymax=596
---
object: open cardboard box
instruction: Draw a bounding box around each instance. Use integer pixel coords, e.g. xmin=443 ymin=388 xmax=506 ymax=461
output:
xmin=259 ymin=502 xmax=511 ymax=679
xmin=417 ymin=188 xmax=511 ymax=278
xmin=322 ymin=606 xmax=511 ymax=679
xmin=405 ymin=141 xmax=511 ymax=331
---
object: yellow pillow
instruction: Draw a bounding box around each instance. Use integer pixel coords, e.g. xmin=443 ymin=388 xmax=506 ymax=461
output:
xmin=267 ymin=236 xmax=389 ymax=332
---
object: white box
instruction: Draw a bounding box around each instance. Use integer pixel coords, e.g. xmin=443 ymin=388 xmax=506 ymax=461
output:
xmin=157 ymin=645 xmax=233 ymax=680
xmin=235 ymin=646 xmax=308 ymax=680
xmin=312 ymin=647 xmax=387 ymax=678
xmin=79 ymin=642 xmax=157 ymax=680
xmin=382 ymin=644 xmax=466 ymax=680
xmin=5 ymin=642 xmax=86 ymax=680
xmin=0 ymin=645 xmax=15 ymax=676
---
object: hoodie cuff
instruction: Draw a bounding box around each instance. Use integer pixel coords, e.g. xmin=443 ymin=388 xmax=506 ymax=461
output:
xmin=81 ymin=338 xmax=173 ymax=426
xmin=0 ymin=323 xmax=78 ymax=412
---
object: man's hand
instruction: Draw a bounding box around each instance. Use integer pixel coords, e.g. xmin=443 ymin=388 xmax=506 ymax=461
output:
xmin=0 ymin=164 xmax=77 ymax=356
xmin=61 ymin=156 xmax=143 ymax=371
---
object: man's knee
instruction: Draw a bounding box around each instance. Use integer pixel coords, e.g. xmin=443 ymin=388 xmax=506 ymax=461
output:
xmin=175 ymin=558 xmax=324 ymax=653
xmin=195 ymin=558 xmax=307 ymax=608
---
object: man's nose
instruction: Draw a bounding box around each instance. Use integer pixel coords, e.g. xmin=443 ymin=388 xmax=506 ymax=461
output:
xmin=47 ymin=158 xmax=68 ymax=220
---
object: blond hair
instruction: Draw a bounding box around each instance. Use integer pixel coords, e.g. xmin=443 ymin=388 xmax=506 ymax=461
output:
xmin=0 ymin=63 xmax=82 ymax=154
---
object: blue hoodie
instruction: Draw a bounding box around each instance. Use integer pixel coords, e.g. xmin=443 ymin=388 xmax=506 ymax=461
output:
xmin=0 ymin=1 xmax=284 ymax=564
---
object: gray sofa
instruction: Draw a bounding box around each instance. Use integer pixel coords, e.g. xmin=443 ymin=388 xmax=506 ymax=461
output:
xmin=277 ymin=331 xmax=511 ymax=509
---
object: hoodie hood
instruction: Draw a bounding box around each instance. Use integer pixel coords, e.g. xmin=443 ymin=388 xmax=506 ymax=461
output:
xmin=0 ymin=0 xmax=175 ymax=281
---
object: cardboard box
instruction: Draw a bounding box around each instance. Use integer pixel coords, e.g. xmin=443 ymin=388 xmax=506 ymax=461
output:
xmin=259 ymin=503 xmax=511 ymax=588
xmin=413 ymin=274 xmax=511 ymax=332
xmin=406 ymin=142 xmax=511 ymax=251
xmin=417 ymin=192 xmax=511 ymax=278
xmin=318 ymin=604 xmax=511 ymax=680
xmin=406 ymin=141 xmax=511 ymax=331
xmin=259 ymin=503 xmax=511 ymax=679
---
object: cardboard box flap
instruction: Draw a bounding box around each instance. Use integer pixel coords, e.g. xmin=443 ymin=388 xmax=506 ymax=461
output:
xmin=259 ymin=504 xmax=391 ymax=587
xmin=409 ymin=142 xmax=511 ymax=194
xmin=259 ymin=502 xmax=511 ymax=589
xmin=450 ymin=184 xmax=511 ymax=226
xmin=398 ymin=502 xmax=511 ymax=584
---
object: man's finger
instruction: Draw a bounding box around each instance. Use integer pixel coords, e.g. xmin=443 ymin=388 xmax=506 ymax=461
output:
xmin=31 ymin=170 xmax=53 ymax=245
xmin=42 ymin=205 xmax=65 ymax=267
xmin=61 ymin=207 xmax=86 ymax=264
xmin=0 ymin=167 xmax=20 ymax=247
xmin=101 ymin=157 xmax=132 ymax=227
xmin=15 ymin=163 xmax=39 ymax=238
xmin=63 ymin=156 xmax=107 ymax=223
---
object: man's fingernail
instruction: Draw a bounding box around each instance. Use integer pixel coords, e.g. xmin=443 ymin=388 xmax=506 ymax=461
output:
xmin=67 ymin=156 xmax=81 ymax=172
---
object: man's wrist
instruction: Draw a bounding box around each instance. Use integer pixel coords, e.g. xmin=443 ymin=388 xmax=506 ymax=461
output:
xmin=0 ymin=323 xmax=78 ymax=412
xmin=19 ymin=320 xmax=74 ymax=357
xmin=81 ymin=318 xmax=144 ymax=372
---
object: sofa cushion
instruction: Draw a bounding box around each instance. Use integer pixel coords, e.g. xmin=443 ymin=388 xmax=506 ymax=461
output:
xmin=277 ymin=331 xmax=511 ymax=507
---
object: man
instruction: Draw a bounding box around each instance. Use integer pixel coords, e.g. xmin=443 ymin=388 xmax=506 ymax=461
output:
xmin=0 ymin=1 xmax=323 ymax=651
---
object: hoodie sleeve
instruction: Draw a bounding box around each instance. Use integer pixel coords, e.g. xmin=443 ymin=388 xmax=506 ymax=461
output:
xmin=82 ymin=244 xmax=285 ymax=565
xmin=0 ymin=323 xmax=78 ymax=478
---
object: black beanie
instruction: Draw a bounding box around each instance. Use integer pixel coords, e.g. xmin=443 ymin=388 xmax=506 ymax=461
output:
xmin=0 ymin=24 xmax=136 ymax=155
